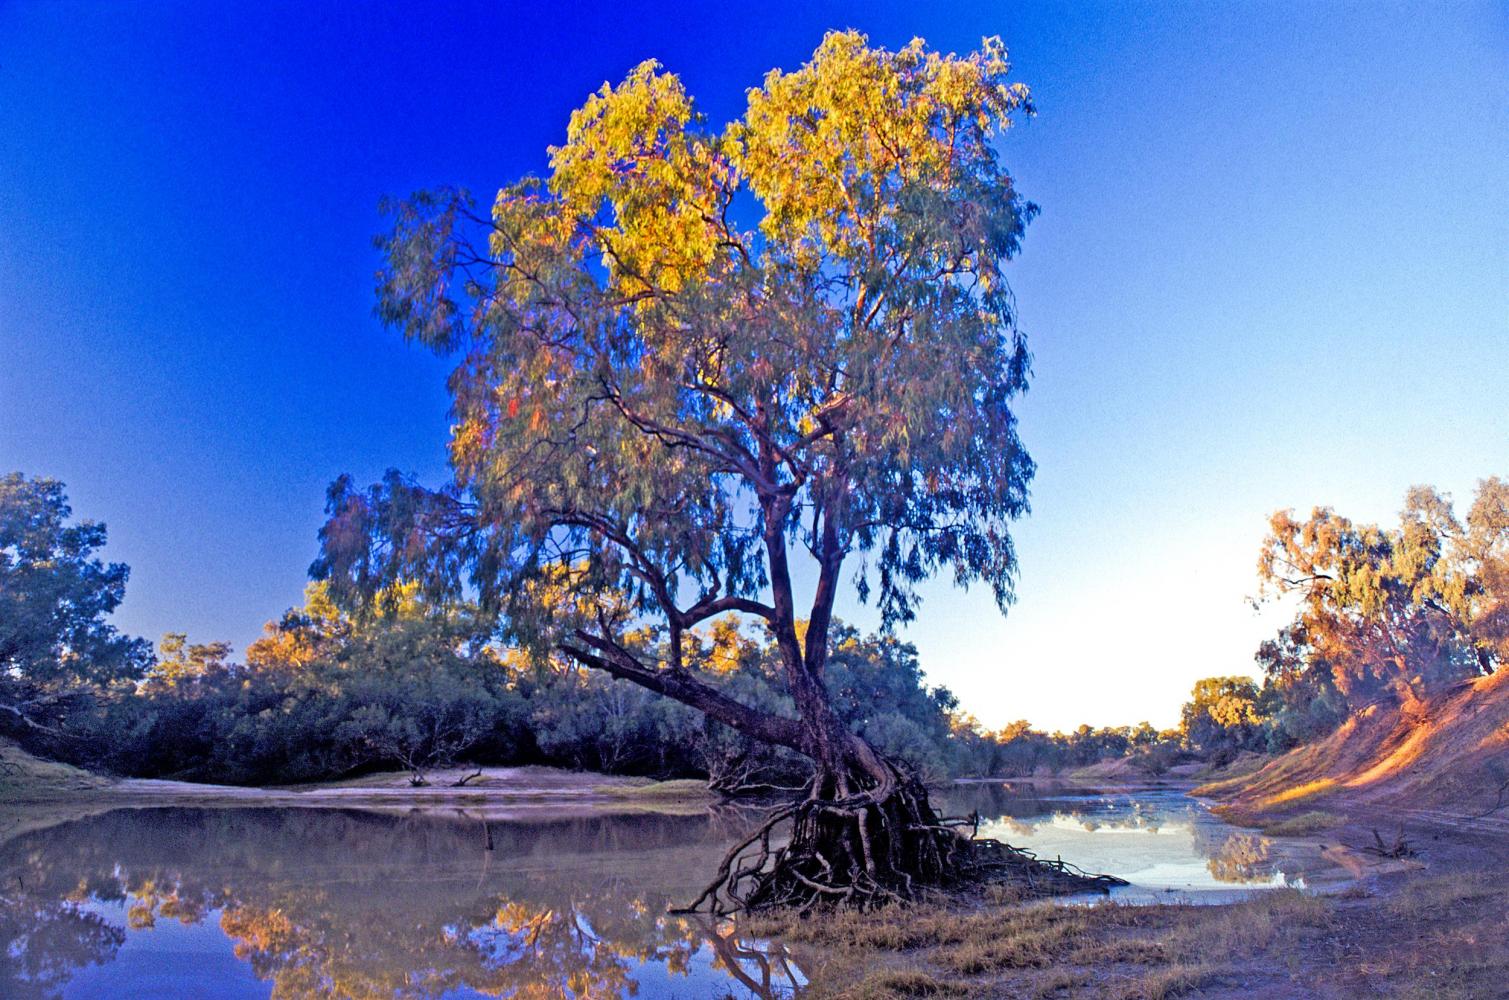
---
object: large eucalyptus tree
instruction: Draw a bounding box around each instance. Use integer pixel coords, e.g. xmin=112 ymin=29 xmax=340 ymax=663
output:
xmin=317 ymin=32 xmax=1104 ymax=909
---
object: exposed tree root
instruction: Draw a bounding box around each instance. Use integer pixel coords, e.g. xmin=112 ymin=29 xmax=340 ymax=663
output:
xmin=675 ymin=764 xmax=1126 ymax=915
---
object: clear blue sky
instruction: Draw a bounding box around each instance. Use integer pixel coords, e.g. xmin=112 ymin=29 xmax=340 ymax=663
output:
xmin=2 ymin=1 xmax=1504 ymax=730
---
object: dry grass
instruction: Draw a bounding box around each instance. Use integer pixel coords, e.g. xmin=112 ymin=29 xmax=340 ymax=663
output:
xmin=830 ymin=968 xmax=970 ymax=998
xmin=1025 ymin=968 xmax=1092 ymax=997
xmin=0 ymin=739 xmax=113 ymax=801
xmin=594 ymin=777 xmax=711 ymax=799
xmin=749 ymin=872 xmax=1509 ymax=999
xmin=749 ymin=889 xmax=1326 ymax=998
xmin=1209 ymin=802 xmax=1342 ymax=838
xmin=1260 ymin=777 xmax=1339 ymax=807
xmin=1353 ymin=871 xmax=1509 ymax=1000
xmin=1257 ymin=810 xmax=1342 ymax=836
xmin=1112 ymin=964 xmax=1212 ymax=1000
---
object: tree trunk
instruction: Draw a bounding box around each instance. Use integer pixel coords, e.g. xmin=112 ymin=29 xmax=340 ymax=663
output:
xmin=566 ymin=496 xmax=1128 ymax=912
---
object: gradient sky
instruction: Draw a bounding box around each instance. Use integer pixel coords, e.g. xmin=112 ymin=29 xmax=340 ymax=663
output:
xmin=2 ymin=1 xmax=1504 ymax=731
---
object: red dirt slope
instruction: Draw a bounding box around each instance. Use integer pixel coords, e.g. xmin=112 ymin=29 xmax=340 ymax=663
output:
xmin=1197 ymin=669 xmax=1509 ymax=832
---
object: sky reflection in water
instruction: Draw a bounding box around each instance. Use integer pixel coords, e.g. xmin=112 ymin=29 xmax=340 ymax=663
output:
xmin=942 ymin=784 xmax=1302 ymax=902
xmin=2 ymin=786 xmax=1295 ymax=998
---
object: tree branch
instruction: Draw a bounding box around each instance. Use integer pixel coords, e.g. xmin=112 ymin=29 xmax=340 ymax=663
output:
xmin=561 ymin=632 xmax=810 ymax=756
xmin=679 ymin=594 xmax=778 ymax=628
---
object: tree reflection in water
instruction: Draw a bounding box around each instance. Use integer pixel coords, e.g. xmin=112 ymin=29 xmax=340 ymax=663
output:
xmin=0 ymin=891 xmax=124 ymax=1000
xmin=1204 ymin=833 xmax=1277 ymax=884
xmin=0 ymin=807 xmax=806 ymax=999
xmin=0 ymin=790 xmax=1292 ymax=997
xmin=941 ymin=783 xmax=1290 ymax=888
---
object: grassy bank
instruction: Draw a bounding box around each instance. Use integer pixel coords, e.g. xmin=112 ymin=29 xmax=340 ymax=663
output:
xmin=0 ymin=738 xmax=113 ymax=800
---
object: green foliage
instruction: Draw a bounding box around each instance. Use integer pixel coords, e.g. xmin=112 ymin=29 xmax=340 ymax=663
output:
xmin=316 ymin=33 xmax=1042 ymax=782
xmin=505 ymin=620 xmax=961 ymax=785
xmin=1252 ymin=625 xmax=1349 ymax=749
xmin=0 ymin=473 xmax=151 ymax=735
xmin=0 ymin=473 xmax=150 ymax=687
xmin=947 ymin=716 xmax=1186 ymax=778
xmin=357 ymin=29 xmax=1038 ymax=628
xmin=57 ymin=589 xmax=526 ymax=785
xmin=147 ymin=633 xmax=235 ymax=689
xmin=825 ymin=626 xmax=957 ymax=779
xmin=526 ymin=668 xmax=695 ymax=774
xmin=1164 ymin=477 xmax=1507 ymax=760
xmin=45 ymin=588 xmax=967 ymax=788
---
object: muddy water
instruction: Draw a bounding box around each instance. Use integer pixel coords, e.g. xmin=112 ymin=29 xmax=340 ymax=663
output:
xmin=0 ymin=784 xmax=1307 ymax=998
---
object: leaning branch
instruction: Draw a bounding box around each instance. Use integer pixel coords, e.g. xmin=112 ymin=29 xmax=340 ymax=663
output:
xmin=0 ymin=698 xmax=69 ymax=736
xmin=678 ymin=594 xmax=778 ymax=628
xmin=561 ymin=633 xmax=810 ymax=757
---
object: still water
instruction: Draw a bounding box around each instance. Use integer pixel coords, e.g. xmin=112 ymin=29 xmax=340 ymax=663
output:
xmin=1 ymin=783 xmax=1309 ymax=999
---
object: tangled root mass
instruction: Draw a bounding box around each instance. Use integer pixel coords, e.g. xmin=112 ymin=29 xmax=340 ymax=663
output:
xmin=677 ymin=761 xmax=1126 ymax=915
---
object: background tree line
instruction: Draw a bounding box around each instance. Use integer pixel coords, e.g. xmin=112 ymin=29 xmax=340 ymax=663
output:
xmin=1170 ymin=476 xmax=1507 ymax=762
xmin=3 ymin=471 xmax=1503 ymax=787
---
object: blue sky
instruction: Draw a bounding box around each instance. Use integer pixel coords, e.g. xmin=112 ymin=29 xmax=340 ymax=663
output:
xmin=2 ymin=1 xmax=1504 ymax=730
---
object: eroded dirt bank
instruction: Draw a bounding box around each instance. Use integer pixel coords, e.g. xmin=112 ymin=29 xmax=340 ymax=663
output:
xmin=1196 ymin=668 xmax=1509 ymax=837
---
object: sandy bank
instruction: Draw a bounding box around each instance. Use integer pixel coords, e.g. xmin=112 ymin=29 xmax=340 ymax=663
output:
xmin=1 ymin=747 xmax=713 ymax=813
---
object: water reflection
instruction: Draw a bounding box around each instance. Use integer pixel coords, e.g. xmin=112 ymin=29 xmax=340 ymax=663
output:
xmin=0 ymin=893 xmax=124 ymax=1000
xmin=1204 ymin=833 xmax=1278 ymax=885
xmin=940 ymin=784 xmax=1298 ymax=896
xmin=1 ymin=786 xmax=1303 ymax=998
xmin=0 ymin=807 xmax=804 ymax=999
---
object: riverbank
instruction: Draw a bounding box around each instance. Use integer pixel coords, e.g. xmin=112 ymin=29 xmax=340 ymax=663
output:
xmin=758 ymin=786 xmax=1508 ymax=998
xmin=1195 ymin=669 xmax=1509 ymax=841
xmin=10 ymin=710 xmax=1507 ymax=1000
xmin=749 ymin=853 xmax=1508 ymax=999
xmin=111 ymin=765 xmax=713 ymax=809
xmin=1 ymin=739 xmax=713 ymax=812
xmin=8 ymin=736 xmax=1503 ymax=997
xmin=769 ymin=677 xmax=1509 ymax=998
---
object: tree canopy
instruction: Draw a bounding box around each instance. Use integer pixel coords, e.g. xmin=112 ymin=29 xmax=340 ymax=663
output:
xmin=313 ymin=30 xmax=1063 ymax=911
xmin=1257 ymin=476 xmax=1506 ymax=709
xmin=319 ymin=30 xmax=1037 ymax=768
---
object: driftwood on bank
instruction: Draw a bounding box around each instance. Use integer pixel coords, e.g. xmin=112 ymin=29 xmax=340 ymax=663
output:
xmin=1357 ymin=826 xmax=1418 ymax=860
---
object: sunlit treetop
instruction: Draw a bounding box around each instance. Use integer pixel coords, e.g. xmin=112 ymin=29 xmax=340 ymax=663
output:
xmin=1257 ymin=477 xmax=1509 ymax=701
xmin=344 ymin=30 xmax=1036 ymax=649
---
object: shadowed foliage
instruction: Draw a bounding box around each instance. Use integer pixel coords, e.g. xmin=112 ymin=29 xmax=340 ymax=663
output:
xmin=0 ymin=473 xmax=151 ymax=738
